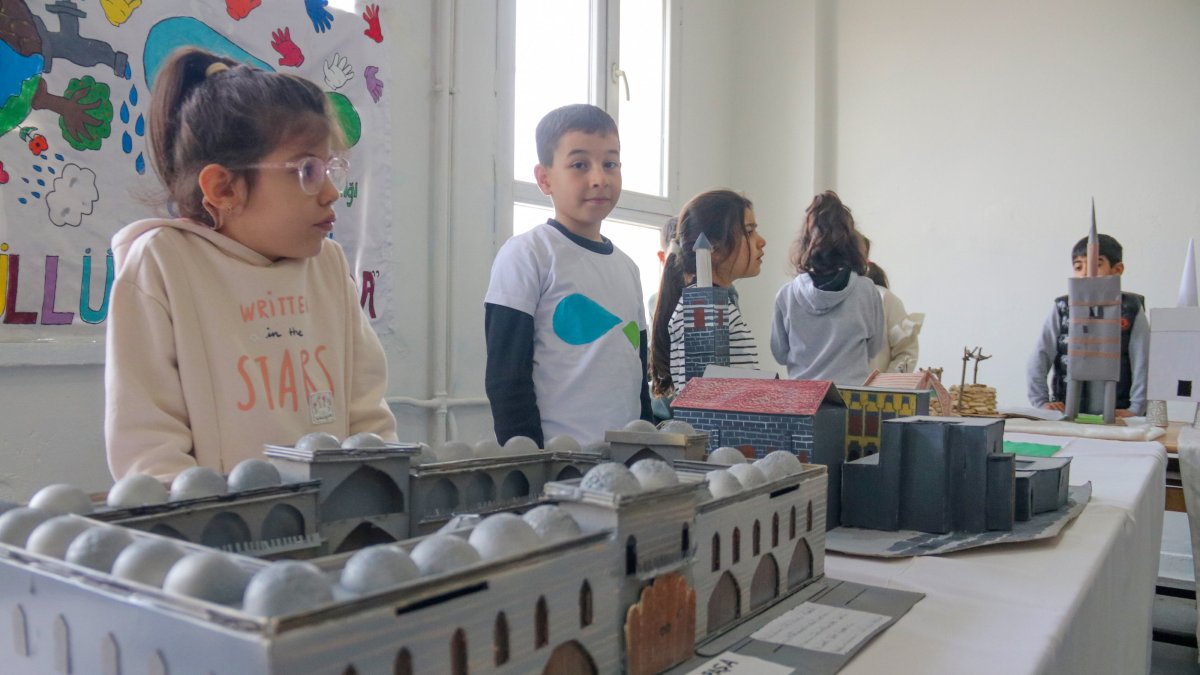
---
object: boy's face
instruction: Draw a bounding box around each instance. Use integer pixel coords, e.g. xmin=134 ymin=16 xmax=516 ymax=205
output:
xmin=534 ymin=130 xmax=621 ymax=236
xmin=1072 ymin=255 xmax=1124 ymax=277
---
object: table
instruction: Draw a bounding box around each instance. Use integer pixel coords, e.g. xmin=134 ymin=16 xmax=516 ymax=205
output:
xmin=826 ymin=434 xmax=1166 ymax=675
xmin=1162 ymin=421 xmax=1187 ymax=512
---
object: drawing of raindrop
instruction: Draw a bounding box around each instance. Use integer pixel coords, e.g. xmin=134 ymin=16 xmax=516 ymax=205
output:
xmin=21 ymin=177 xmax=28 ymax=184
xmin=130 ymin=86 xmax=138 ymax=105
xmin=39 ymin=154 xmax=46 ymax=160
xmin=18 ymin=198 xmax=26 ymax=204
xmin=48 ymin=167 xmax=56 ymax=174
xmin=120 ymin=102 xmax=129 ymax=124
xmin=36 ymin=179 xmax=44 ymax=186
xmin=135 ymin=153 xmax=146 ymax=174
xmin=135 ymin=114 xmax=145 ymax=137
xmin=122 ymin=131 xmax=132 ymax=154
xmin=54 ymin=154 xmax=63 ymax=161
xmin=124 ymin=62 xmax=132 ymax=79
xmin=32 ymin=165 xmax=41 ymax=173
xmin=31 ymin=191 xmax=40 ymax=198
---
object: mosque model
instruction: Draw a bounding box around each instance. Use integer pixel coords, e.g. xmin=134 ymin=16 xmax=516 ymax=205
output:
xmin=0 ymin=423 xmax=828 ymax=675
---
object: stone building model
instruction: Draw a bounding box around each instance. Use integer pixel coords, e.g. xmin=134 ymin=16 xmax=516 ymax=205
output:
xmin=840 ymin=416 xmax=1070 ymax=533
xmin=0 ymin=434 xmax=829 ymax=674
xmin=681 ymin=285 xmax=731 ymax=383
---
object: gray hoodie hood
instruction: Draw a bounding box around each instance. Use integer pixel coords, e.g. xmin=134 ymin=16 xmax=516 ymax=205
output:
xmin=790 ymin=271 xmax=861 ymax=315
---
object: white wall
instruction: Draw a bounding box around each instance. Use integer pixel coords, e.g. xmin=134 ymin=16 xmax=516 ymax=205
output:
xmin=828 ymin=0 xmax=1200 ymax=408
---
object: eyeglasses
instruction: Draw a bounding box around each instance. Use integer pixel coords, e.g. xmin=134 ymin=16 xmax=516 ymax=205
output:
xmin=242 ymin=156 xmax=350 ymax=195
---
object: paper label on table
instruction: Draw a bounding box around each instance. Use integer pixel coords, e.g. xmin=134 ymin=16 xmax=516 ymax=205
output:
xmin=750 ymin=602 xmax=890 ymax=655
xmin=684 ymin=653 xmax=794 ymax=675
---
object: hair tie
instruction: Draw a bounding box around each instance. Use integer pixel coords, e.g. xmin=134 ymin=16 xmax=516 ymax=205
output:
xmin=205 ymin=62 xmax=230 ymax=78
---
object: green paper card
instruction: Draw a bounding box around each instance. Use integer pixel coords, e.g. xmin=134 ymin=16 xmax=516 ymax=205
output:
xmin=1003 ymin=440 xmax=1061 ymax=457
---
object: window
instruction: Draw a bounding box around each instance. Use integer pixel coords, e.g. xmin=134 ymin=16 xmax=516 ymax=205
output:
xmin=807 ymin=501 xmax=814 ymax=532
xmin=508 ymin=0 xmax=680 ymax=311
xmin=711 ymin=533 xmax=721 ymax=572
xmin=625 ymin=535 xmax=638 ymax=575
xmin=752 ymin=521 xmax=761 ymax=556
xmin=494 ymin=613 xmax=510 ymax=666
xmin=681 ymin=523 xmax=690 ymax=556
xmin=789 ymin=506 xmax=797 ymax=540
xmin=771 ymin=513 xmax=779 ymax=549
xmin=1179 ymin=380 xmax=1192 ymax=397
xmin=535 ymin=597 xmax=550 ymax=648
xmin=732 ymin=528 xmax=741 ymax=565
xmin=451 ymin=629 xmax=468 ymax=675
xmin=580 ymin=581 xmax=594 ymax=627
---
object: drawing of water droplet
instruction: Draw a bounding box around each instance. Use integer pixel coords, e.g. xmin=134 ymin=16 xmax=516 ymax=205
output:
xmin=135 ymin=114 xmax=145 ymax=137
xmin=122 ymin=131 xmax=132 ymax=154
xmin=130 ymin=86 xmax=138 ymax=106
xmin=32 ymin=165 xmax=42 ymax=173
xmin=54 ymin=154 xmax=63 ymax=161
xmin=124 ymin=62 xmax=131 ymax=79
xmin=21 ymin=177 xmax=29 ymax=183
xmin=135 ymin=153 xmax=145 ymax=174
xmin=48 ymin=167 xmax=56 ymax=174
xmin=18 ymin=198 xmax=26 ymax=204
xmin=120 ymin=102 xmax=129 ymax=124
xmin=36 ymin=179 xmax=44 ymax=186
xmin=31 ymin=191 xmax=40 ymax=198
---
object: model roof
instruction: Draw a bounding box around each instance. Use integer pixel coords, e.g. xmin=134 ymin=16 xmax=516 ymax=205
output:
xmin=671 ymin=377 xmax=843 ymax=416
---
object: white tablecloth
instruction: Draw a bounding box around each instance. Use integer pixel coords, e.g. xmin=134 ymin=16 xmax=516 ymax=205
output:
xmin=828 ymin=433 xmax=1166 ymax=675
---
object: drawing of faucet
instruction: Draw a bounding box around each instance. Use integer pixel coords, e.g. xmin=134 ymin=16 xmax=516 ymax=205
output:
xmin=33 ymin=0 xmax=129 ymax=77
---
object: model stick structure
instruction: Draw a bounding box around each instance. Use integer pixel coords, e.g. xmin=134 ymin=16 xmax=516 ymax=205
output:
xmin=1148 ymin=238 xmax=1200 ymax=426
xmin=1063 ymin=204 xmax=1122 ymax=424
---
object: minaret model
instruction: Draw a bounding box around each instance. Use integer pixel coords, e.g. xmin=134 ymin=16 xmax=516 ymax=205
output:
xmin=1147 ymin=239 xmax=1200 ymax=424
xmin=681 ymin=233 xmax=731 ymax=383
xmin=1063 ymin=201 xmax=1122 ymax=424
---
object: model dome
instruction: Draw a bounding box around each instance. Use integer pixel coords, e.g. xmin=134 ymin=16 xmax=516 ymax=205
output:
xmin=343 ymin=432 xmax=388 ymax=449
xmin=468 ymin=513 xmax=541 ymax=561
xmin=0 ymin=507 xmax=51 ymax=547
xmin=727 ymin=463 xmax=767 ymax=489
xmin=411 ymin=443 xmax=438 ymax=466
xmin=522 ymin=505 xmax=582 ymax=544
xmin=29 ymin=484 xmax=93 ymax=515
xmin=503 ymin=436 xmax=540 ymax=455
xmin=169 ymin=467 xmax=228 ymax=501
xmin=227 ymin=459 xmax=282 ymax=493
xmin=65 ymin=526 xmax=133 ymax=573
xmin=340 ymin=545 xmax=421 ymax=595
xmin=25 ymin=516 xmax=92 ymax=558
xmin=581 ymin=441 xmax=612 ymax=456
xmin=107 ymin=473 xmax=170 ymax=508
xmin=545 ymin=435 xmax=582 ymax=454
xmin=754 ymin=451 xmax=803 ymax=482
xmin=580 ymin=463 xmax=642 ymax=495
xmin=630 ymin=459 xmax=679 ymax=490
xmin=705 ymin=470 xmax=743 ymax=499
xmin=472 ymin=439 xmax=504 ymax=458
xmin=658 ymin=420 xmax=696 ymax=435
xmin=112 ymin=539 xmax=186 ymax=588
xmin=243 ymin=561 xmax=334 ymax=617
xmin=295 ymin=432 xmax=341 ymax=452
xmin=707 ymin=447 xmax=748 ymax=465
xmin=410 ymin=534 xmax=482 ymax=576
xmin=435 ymin=441 xmax=473 ymax=463
xmin=162 ymin=552 xmax=251 ymax=606
xmin=624 ymin=419 xmax=658 ymax=433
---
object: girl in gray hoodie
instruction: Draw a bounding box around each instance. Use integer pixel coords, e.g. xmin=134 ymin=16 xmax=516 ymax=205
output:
xmin=771 ymin=191 xmax=884 ymax=386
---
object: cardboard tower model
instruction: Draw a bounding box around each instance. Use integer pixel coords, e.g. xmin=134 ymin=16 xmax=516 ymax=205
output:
xmin=1148 ymin=239 xmax=1200 ymax=423
xmin=1063 ymin=205 xmax=1122 ymax=424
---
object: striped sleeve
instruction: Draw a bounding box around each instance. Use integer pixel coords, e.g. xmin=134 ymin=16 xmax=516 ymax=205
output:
xmin=727 ymin=303 xmax=759 ymax=369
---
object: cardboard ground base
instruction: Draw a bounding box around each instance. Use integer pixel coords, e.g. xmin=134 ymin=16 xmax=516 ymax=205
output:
xmin=667 ymin=578 xmax=923 ymax=675
xmin=825 ymin=483 xmax=1092 ymax=557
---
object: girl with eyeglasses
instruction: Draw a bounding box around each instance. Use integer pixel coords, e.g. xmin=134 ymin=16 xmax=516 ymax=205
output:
xmin=105 ymin=48 xmax=397 ymax=482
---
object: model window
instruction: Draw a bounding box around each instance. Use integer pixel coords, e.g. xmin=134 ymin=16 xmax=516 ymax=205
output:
xmin=682 ymin=523 xmax=690 ymax=556
xmin=771 ymin=513 xmax=779 ymax=549
xmin=752 ymin=520 xmax=761 ymax=556
xmin=394 ymin=648 xmax=413 ymax=675
xmin=806 ymin=501 xmax=813 ymax=531
xmin=1179 ymin=380 xmax=1193 ymax=397
xmin=732 ymin=527 xmax=741 ymax=564
xmin=494 ymin=612 xmax=510 ymax=665
xmin=789 ymin=506 xmax=797 ymax=540
xmin=535 ymin=596 xmax=550 ymax=648
xmin=580 ymin=580 xmax=594 ymax=628
xmin=451 ymin=628 xmax=468 ymax=675
xmin=711 ymin=532 xmax=721 ymax=572
xmin=626 ymin=535 xmax=638 ymax=575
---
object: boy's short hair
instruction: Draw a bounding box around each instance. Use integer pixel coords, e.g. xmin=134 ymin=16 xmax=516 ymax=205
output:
xmin=1072 ymin=233 xmax=1123 ymax=264
xmin=535 ymin=104 xmax=619 ymax=166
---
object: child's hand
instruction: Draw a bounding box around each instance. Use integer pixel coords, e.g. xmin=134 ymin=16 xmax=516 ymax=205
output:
xmin=1041 ymin=402 xmax=1065 ymax=412
xmin=1114 ymin=408 xmax=1134 ymax=418
xmin=363 ymin=4 xmax=384 ymax=43
xmin=271 ymin=28 xmax=305 ymax=67
xmin=225 ymin=0 xmax=260 ymax=20
xmin=304 ymin=0 xmax=334 ymax=33
xmin=364 ymin=65 xmax=384 ymax=103
xmin=323 ymin=53 xmax=354 ymax=90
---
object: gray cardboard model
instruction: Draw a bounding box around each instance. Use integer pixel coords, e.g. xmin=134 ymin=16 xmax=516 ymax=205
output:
xmin=682 ymin=285 xmax=732 ymax=383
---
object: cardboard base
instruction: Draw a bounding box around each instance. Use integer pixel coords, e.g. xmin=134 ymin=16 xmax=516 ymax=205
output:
xmin=825 ymin=483 xmax=1091 ymax=557
xmin=668 ymin=578 xmax=923 ymax=674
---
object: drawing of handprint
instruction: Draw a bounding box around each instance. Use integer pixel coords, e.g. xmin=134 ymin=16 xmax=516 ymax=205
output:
xmin=323 ymin=53 xmax=354 ymax=90
xmin=226 ymin=0 xmax=261 ymax=20
xmin=305 ymin=0 xmax=334 ymax=33
xmin=363 ymin=4 xmax=384 ymax=43
xmin=364 ymin=66 xmax=384 ymax=103
xmin=271 ymin=28 xmax=305 ymax=67
xmin=100 ymin=0 xmax=141 ymax=26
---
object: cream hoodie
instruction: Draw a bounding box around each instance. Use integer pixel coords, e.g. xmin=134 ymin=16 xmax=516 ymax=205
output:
xmin=105 ymin=218 xmax=397 ymax=481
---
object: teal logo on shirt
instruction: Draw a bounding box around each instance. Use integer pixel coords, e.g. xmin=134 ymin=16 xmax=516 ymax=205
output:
xmin=553 ymin=293 xmax=639 ymax=349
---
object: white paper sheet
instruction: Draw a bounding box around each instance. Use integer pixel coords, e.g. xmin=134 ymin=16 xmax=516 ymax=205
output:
xmin=750 ymin=602 xmax=890 ymax=655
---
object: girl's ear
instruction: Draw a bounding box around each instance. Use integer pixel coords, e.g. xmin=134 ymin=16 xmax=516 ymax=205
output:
xmin=198 ymin=163 xmax=246 ymax=212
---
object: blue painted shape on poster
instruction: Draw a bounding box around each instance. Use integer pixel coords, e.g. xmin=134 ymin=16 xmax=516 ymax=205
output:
xmin=122 ymin=131 xmax=131 ymax=153
xmin=31 ymin=191 xmax=40 ymax=198
xmin=32 ymin=165 xmax=41 ymax=172
xmin=552 ymin=293 xmax=621 ymax=345
xmin=144 ymin=17 xmax=273 ymax=90
xmin=36 ymin=179 xmax=44 ymax=186
xmin=48 ymin=166 xmax=56 ymax=174
xmin=54 ymin=154 xmax=63 ymax=161
xmin=130 ymin=86 xmax=138 ymax=106
xmin=120 ymin=102 xmax=129 ymax=124
xmin=18 ymin=198 xmax=26 ymax=204
xmin=135 ymin=153 xmax=145 ymax=174
xmin=135 ymin=114 xmax=144 ymax=137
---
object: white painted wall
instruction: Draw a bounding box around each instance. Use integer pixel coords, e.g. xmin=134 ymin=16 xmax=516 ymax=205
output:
xmin=827 ymin=0 xmax=1200 ymax=410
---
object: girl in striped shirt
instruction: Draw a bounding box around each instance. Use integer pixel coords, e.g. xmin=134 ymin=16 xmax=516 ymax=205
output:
xmin=649 ymin=190 xmax=767 ymax=402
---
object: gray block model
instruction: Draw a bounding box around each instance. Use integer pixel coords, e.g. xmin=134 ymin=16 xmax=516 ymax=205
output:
xmin=681 ymin=285 xmax=732 ymax=382
xmin=840 ymin=416 xmax=1071 ymax=535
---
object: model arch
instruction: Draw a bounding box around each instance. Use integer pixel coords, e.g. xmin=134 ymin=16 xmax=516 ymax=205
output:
xmin=322 ymin=465 xmax=405 ymax=521
xmin=465 ymin=473 xmax=496 ymax=507
xmin=394 ymin=648 xmax=413 ymax=675
xmin=500 ymin=470 xmax=531 ymax=500
xmin=706 ymin=571 xmax=741 ymax=634
xmin=260 ymin=503 xmax=306 ymax=541
xmin=625 ymin=448 xmax=665 ymax=466
xmin=541 ymin=640 xmax=597 ymax=675
xmin=749 ymin=552 xmax=779 ymax=610
xmin=334 ymin=521 xmax=397 ymax=553
xmin=787 ymin=537 xmax=814 ymax=589
xmin=200 ymin=511 xmax=254 ymax=549
xmin=556 ymin=465 xmax=583 ymax=481
xmin=426 ymin=477 xmax=459 ymax=514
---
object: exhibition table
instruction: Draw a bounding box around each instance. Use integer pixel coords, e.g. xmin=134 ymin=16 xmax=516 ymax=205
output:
xmin=827 ymin=433 xmax=1165 ymax=675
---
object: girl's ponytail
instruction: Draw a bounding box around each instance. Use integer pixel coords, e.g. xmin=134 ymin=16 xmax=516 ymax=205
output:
xmin=148 ymin=49 xmax=237 ymax=195
xmin=650 ymin=246 xmax=686 ymax=397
